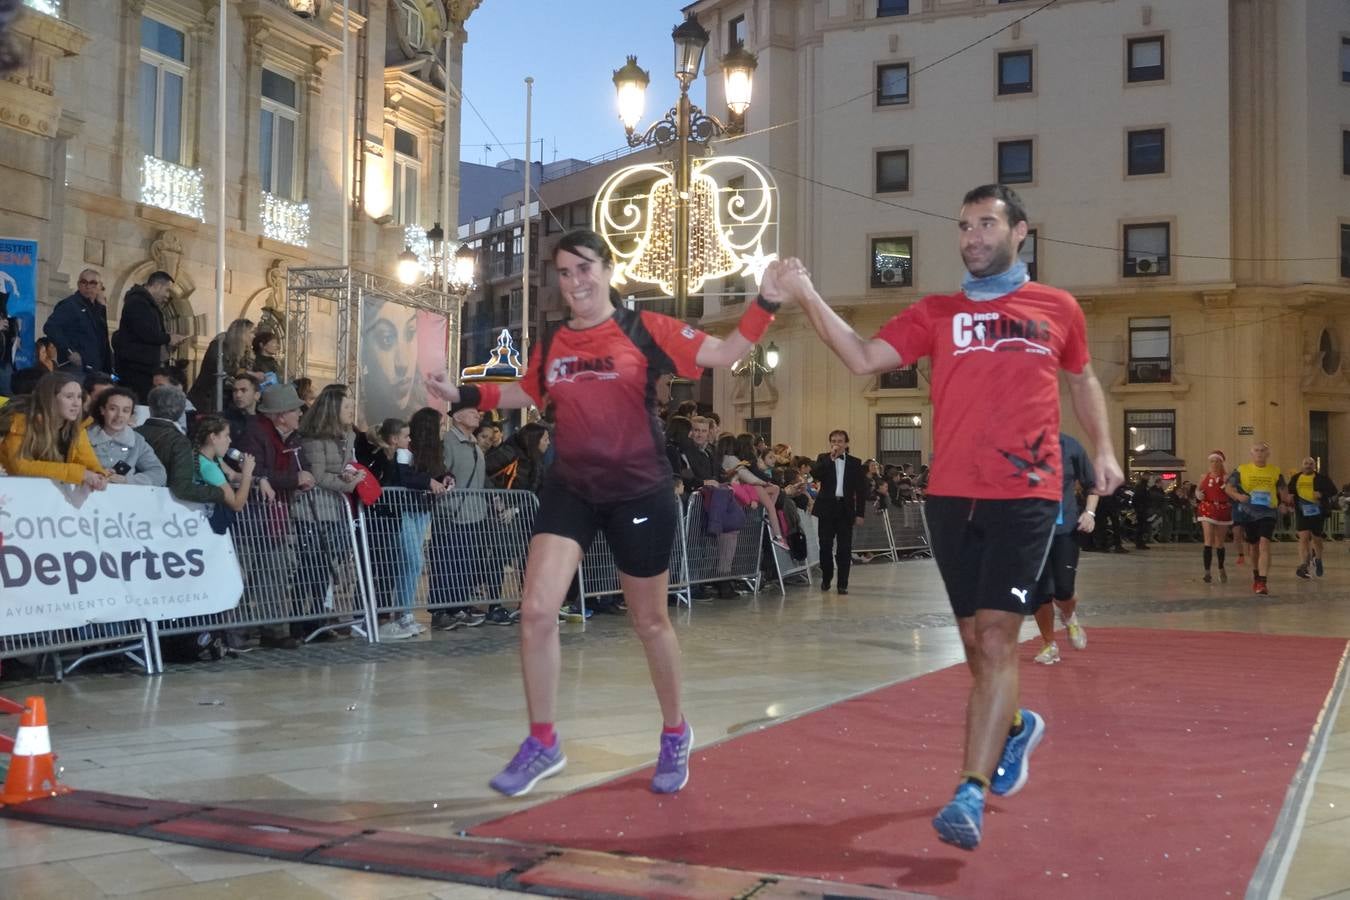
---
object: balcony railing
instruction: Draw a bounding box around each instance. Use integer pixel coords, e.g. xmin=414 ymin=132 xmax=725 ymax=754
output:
xmin=140 ymin=155 xmax=204 ymax=221
xmin=261 ymin=191 xmax=310 ymax=247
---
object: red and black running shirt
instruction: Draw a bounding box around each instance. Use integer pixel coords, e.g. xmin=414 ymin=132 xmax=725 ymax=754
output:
xmin=520 ymin=308 xmax=707 ymax=503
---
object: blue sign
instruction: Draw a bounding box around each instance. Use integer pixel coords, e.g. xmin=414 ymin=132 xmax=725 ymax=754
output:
xmin=0 ymin=237 xmax=39 ymax=370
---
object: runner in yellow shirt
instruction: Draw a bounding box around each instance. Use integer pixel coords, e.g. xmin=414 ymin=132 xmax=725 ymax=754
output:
xmin=1223 ymin=442 xmax=1288 ymax=595
xmin=1288 ymin=457 xmax=1337 ymax=579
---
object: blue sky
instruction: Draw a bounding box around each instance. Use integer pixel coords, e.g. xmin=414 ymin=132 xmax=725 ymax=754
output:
xmin=459 ymin=1 xmax=695 ymax=165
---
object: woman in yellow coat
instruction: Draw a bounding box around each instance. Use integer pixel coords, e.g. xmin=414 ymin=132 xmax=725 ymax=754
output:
xmin=0 ymin=371 xmax=107 ymax=489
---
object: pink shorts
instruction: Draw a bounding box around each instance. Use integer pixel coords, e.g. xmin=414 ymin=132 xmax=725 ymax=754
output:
xmin=730 ymin=483 xmax=761 ymax=506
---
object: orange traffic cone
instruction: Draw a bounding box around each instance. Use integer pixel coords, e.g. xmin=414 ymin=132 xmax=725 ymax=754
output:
xmin=0 ymin=696 xmax=70 ymax=806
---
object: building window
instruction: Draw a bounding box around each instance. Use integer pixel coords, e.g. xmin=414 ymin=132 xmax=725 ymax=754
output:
xmin=139 ymin=16 xmax=188 ymax=164
xmin=400 ymin=0 xmax=426 ymax=50
xmin=1128 ymin=317 xmax=1172 ymax=383
xmin=1341 ymin=223 xmax=1350 ymax=278
xmin=1124 ymin=223 xmax=1170 ymax=277
xmin=878 ymin=0 xmax=909 ymax=17
xmin=875 ymin=149 xmax=910 ymax=193
xmin=876 ymin=63 xmax=910 ymax=106
xmin=877 ymin=413 xmax=922 ymax=469
xmin=1342 ymin=37 xmax=1350 ymax=82
xmin=745 ymin=416 xmax=772 ymax=443
xmin=871 ymin=237 xmax=913 ymax=288
xmin=1127 ymin=128 xmax=1166 ymax=176
xmin=1019 ymin=228 xmax=1038 ymax=280
xmin=1128 ymin=36 xmax=1165 ymax=82
xmin=728 ymin=14 xmax=746 ymax=50
xmin=879 ymin=366 xmax=918 ymax=390
xmin=1343 ymin=129 xmax=1349 ymax=176
xmin=997 ymin=50 xmax=1033 ymax=95
xmin=260 ymin=69 xmax=300 ymax=200
xmin=1125 ymin=409 xmax=1175 ymax=477
xmin=393 ymin=128 xmax=420 ymax=226
xmin=997 ymin=139 xmax=1033 ymax=183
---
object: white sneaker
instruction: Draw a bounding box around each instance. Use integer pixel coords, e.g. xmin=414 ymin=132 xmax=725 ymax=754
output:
xmin=397 ymin=615 xmax=426 ymax=635
xmin=1066 ymin=617 xmax=1087 ymax=650
xmin=1034 ymin=642 xmax=1061 ymax=665
xmin=378 ymin=620 xmax=415 ymax=641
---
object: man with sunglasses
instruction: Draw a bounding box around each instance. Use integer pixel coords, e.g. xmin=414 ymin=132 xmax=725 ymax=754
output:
xmin=44 ymin=268 xmax=112 ymax=376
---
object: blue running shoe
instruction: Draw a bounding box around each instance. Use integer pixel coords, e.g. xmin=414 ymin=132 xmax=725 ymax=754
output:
xmin=489 ymin=736 xmax=566 ymax=797
xmin=991 ymin=708 xmax=1045 ymax=796
xmin=933 ymin=783 xmax=985 ymax=850
xmin=651 ymin=722 xmax=693 ymax=793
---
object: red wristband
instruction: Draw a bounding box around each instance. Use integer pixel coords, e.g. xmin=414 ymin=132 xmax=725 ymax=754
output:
xmin=477 ymin=383 xmax=501 ymax=411
xmin=737 ymin=302 xmax=775 ymax=343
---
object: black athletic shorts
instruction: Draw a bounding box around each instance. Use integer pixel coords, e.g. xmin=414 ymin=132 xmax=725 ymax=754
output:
xmin=923 ymin=496 xmax=1059 ymax=618
xmin=1035 ymin=532 xmax=1080 ymax=604
xmin=533 ymin=480 xmax=678 ymax=578
xmin=1296 ymin=513 xmax=1326 ymax=537
xmin=1244 ymin=517 xmax=1277 ymax=542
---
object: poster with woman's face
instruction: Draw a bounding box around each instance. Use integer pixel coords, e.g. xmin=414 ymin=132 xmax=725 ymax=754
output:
xmin=359 ymin=298 xmax=448 ymax=428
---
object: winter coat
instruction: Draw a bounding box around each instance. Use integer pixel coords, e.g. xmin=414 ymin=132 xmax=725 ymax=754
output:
xmin=137 ymin=417 xmax=224 ymax=505
xmin=113 ymin=286 xmax=170 ymax=379
xmin=234 ymin=415 xmax=305 ymax=498
xmin=441 ymin=423 xmax=487 ymax=524
xmin=700 ymin=484 xmax=747 ymax=535
xmin=44 ymin=293 xmax=111 ymax=374
xmin=0 ymin=411 xmax=105 ymax=484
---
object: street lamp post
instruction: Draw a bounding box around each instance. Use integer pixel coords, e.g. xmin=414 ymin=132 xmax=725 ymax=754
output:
xmin=741 ymin=340 xmax=779 ymax=425
xmin=612 ymin=14 xmax=757 ymax=321
xmin=396 ymin=223 xmax=477 ymax=376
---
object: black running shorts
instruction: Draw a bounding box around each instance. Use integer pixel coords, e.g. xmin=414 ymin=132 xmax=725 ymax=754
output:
xmin=1034 ymin=532 xmax=1081 ymax=604
xmin=1296 ymin=513 xmax=1326 ymax=537
xmin=1245 ymin=517 xmax=1277 ymax=542
xmin=923 ymin=496 xmax=1059 ymax=619
xmin=533 ymin=480 xmax=678 ymax=578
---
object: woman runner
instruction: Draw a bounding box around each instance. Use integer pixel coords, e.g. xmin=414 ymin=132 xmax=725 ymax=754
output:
xmin=427 ymin=229 xmax=788 ymax=797
xmin=1196 ymin=450 xmax=1233 ymax=583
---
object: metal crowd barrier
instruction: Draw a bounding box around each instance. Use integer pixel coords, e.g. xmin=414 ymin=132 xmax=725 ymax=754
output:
xmin=767 ymin=507 xmax=820 ymax=593
xmin=578 ymin=500 xmax=691 ymax=608
xmin=682 ymin=490 xmax=766 ymax=595
xmin=852 ymin=505 xmax=898 ymax=560
xmin=357 ymin=487 xmax=538 ymax=638
xmin=0 ymin=622 xmax=157 ymax=680
xmin=890 ymin=502 xmax=933 ymax=557
xmin=150 ymin=488 xmax=371 ymax=650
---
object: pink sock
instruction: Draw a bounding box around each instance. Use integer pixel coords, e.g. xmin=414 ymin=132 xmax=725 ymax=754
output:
xmin=529 ymin=722 xmax=556 ymax=746
xmin=662 ymin=718 xmax=687 ymax=736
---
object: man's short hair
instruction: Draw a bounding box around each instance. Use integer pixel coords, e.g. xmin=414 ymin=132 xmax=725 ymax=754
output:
xmin=147 ymin=384 xmax=188 ymax=421
xmin=83 ymin=372 xmax=114 ymax=393
xmin=146 ymin=270 xmax=174 ymax=288
xmin=962 ymin=184 xmax=1029 ymax=230
xmin=153 ymin=365 xmax=184 ymax=387
xmin=706 ymin=411 xmax=721 ymax=426
xmin=829 ymin=429 xmax=850 ymax=443
xmin=232 ymin=372 xmax=261 ymax=391
xmin=36 ymin=336 xmax=55 ymax=353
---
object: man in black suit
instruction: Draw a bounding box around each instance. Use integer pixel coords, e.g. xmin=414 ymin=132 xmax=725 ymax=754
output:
xmin=811 ymin=429 xmax=869 ymax=594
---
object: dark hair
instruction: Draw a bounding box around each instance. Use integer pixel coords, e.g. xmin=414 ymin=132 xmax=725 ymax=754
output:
xmin=153 ymin=365 xmax=184 ymax=387
xmin=83 ymin=372 xmax=114 ymax=393
xmin=554 ymin=229 xmax=613 ymax=267
xmin=514 ymin=422 xmax=550 ymax=461
xmin=674 ymin=400 xmax=698 ymax=419
xmin=93 ymin=386 xmax=139 ymax=426
xmin=252 ymin=331 xmax=276 ymax=357
xmin=733 ymin=432 xmax=757 ymax=464
xmin=473 ymin=424 xmax=494 ymax=439
xmin=293 ymin=376 xmax=313 ymax=397
xmin=190 ymin=413 xmax=230 ymax=449
xmin=378 ymin=417 xmax=408 ymax=443
xmin=146 ymin=270 xmax=174 ymax=288
xmin=715 ymin=433 xmax=737 ymax=460
xmin=829 ymin=429 xmax=850 ymax=444
xmin=232 ymin=372 xmax=261 ymax=391
xmin=706 ymin=411 xmax=721 ymax=426
xmin=666 ymin=415 xmax=692 ymax=445
xmin=961 ymin=184 xmax=1029 ymax=230
xmin=408 ymin=407 xmax=446 ymax=477
xmin=792 ymin=455 xmax=813 ymax=470
xmin=36 ymin=336 xmax=56 ymax=354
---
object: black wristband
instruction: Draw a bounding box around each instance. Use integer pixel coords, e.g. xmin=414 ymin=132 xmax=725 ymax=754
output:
xmin=457 ymin=384 xmax=482 ymax=408
xmin=755 ymin=294 xmax=782 ymax=313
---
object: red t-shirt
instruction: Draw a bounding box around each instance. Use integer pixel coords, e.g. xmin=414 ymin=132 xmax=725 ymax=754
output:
xmin=874 ymin=283 xmax=1090 ymax=502
xmin=520 ymin=309 xmax=707 ymax=503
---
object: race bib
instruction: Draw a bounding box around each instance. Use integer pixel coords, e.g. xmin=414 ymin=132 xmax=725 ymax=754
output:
xmin=1299 ymin=500 xmax=1321 ymax=517
xmin=1250 ymin=490 xmax=1274 ymax=508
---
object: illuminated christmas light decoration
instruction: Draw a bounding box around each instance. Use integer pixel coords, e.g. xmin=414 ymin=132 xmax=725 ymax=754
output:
xmin=140 ymin=155 xmax=205 ymax=221
xmin=23 ymin=0 xmax=61 ymax=16
xmin=593 ymin=154 xmax=778 ymax=297
xmin=261 ymin=191 xmax=310 ymax=247
xmin=461 ymin=328 xmax=525 ymax=382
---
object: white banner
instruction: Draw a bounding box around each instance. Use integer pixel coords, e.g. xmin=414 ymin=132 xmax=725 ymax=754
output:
xmin=0 ymin=479 xmax=243 ymax=636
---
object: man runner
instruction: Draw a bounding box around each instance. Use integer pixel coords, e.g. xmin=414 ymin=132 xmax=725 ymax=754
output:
xmin=1224 ymin=441 xmax=1286 ymax=595
xmin=1032 ymin=433 xmax=1098 ymax=665
xmin=1288 ymin=456 xmax=1336 ymax=579
xmin=779 ymin=184 xmax=1123 ymax=850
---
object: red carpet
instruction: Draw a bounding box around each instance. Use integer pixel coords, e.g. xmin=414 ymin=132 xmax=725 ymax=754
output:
xmin=474 ymin=629 xmax=1347 ymax=898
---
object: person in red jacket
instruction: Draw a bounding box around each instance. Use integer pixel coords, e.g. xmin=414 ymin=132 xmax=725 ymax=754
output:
xmin=1195 ymin=450 xmax=1234 ymax=583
